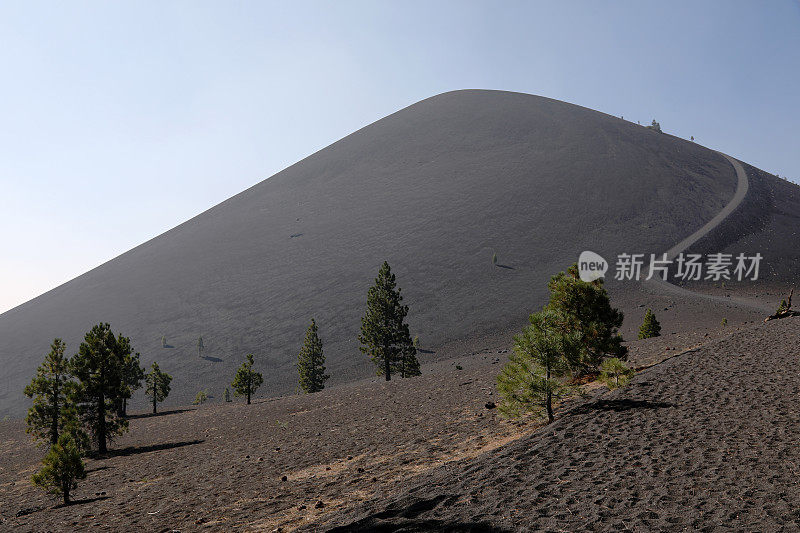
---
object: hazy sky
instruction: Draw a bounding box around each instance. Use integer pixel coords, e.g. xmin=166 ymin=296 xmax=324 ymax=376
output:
xmin=1 ymin=1 xmax=798 ymax=313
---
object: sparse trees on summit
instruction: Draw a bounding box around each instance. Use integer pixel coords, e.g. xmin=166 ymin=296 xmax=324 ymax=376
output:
xmin=297 ymin=319 xmax=329 ymax=393
xmin=647 ymin=119 xmax=662 ymax=133
xmin=232 ymin=354 xmax=263 ymax=404
xmin=359 ymin=261 xmax=420 ymax=381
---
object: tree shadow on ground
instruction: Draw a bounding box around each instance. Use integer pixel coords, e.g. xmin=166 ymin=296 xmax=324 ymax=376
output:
xmin=128 ymin=408 xmax=194 ymax=420
xmin=201 ymin=355 xmax=224 ymax=363
xmin=97 ymin=439 xmax=204 ymax=459
xmin=325 ymin=494 xmax=512 ymax=532
xmin=85 ymin=465 xmax=110 ymax=474
xmin=496 ymin=264 xmax=515 ymax=270
xmin=581 ymin=399 xmax=676 ymax=412
xmin=327 ymin=519 xmax=510 ymax=532
xmin=53 ymin=495 xmax=110 ymax=508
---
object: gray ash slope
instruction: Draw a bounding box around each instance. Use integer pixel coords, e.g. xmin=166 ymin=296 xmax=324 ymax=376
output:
xmin=0 ymin=89 xmax=792 ymax=417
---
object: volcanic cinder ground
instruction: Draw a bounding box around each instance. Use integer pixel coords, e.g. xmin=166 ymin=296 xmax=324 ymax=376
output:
xmin=2 ymin=90 xmax=800 ymax=531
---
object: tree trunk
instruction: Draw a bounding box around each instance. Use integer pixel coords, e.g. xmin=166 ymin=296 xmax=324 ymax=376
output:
xmin=63 ymin=483 xmax=70 ymax=505
xmin=153 ymin=393 xmax=157 ymax=414
xmin=545 ymin=363 xmax=554 ymax=424
xmin=384 ymin=344 xmax=391 ymax=381
xmin=98 ymin=391 xmax=107 ymax=454
xmin=51 ymin=391 xmax=59 ymax=445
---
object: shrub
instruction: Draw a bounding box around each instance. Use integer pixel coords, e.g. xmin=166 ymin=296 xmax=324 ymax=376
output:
xmin=599 ymin=358 xmax=635 ymax=390
xmin=193 ymin=390 xmax=208 ymax=405
xmin=32 ymin=433 xmax=86 ymax=505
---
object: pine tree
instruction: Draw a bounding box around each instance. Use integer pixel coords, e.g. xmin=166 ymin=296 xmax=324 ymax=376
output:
xmin=161 ymin=335 xmax=167 ymax=348
xmin=224 ymin=387 xmax=232 ymax=402
xmin=145 ymin=362 xmax=172 ymax=414
xmin=359 ymin=261 xmax=420 ymax=381
xmin=70 ymin=323 xmax=130 ymax=454
xmin=193 ymin=390 xmax=208 ymax=405
xmin=638 ymin=309 xmax=661 ymax=339
xmin=599 ymin=358 xmax=635 ymax=389
xmin=31 ymin=433 xmax=86 ymax=505
xmin=497 ymin=309 xmax=580 ymax=423
xmin=117 ymin=342 xmax=145 ymax=417
xmin=232 ymin=354 xmax=263 ymax=404
xmin=24 ymin=339 xmax=80 ymax=446
xmin=546 ymin=264 xmax=626 ymax=372
xmin=198 ymin=336 xmax=204 ymax=358
xmin=297 ymin=319 xmax=329 ymax=393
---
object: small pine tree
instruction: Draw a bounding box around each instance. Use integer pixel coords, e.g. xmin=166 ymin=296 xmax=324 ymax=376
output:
xmin=24 ymin=339 xmax=80 ymax=446
xmin=647 ymin=119 xmax=662 ymax=133
xmin=32 ymin=433 xmax=86 ymax=505
xmin=198 ymin=336 xmax=204 ymax=358
xmin=492 ymin=251 xmax=498 ymax=267
xmin=359 ymin=261 xmax=420 ymax=380
xmin=599 ymin=358 xmax=635 ymax=390
xmin=497 ymin=309 xmax=580 ymax=423
xmin=297 ymin=319 xmax=330 ymax=393
xmin=145 ymin=362 xmax=172 ymax=414
xmin=232 ymin=354 xmax=263 ymax=404
xmin=193 ymin=390 xmax=208 ymax=405
xmin=161 ymin=335 xmax=167 ymax=348
xmin=638 ymin=309 xmax=661 ymax=339
xmin=777 ymin=299 xmax=789 ymax=314
xmin=224 ymin=387 xmax=232 ymax=402
xmin=721 ymin=317 xmax=728 ymax=327
xmin=117 ymin=344 xmax=145 ymax=417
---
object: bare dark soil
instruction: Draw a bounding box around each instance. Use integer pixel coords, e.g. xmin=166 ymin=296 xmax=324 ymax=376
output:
xmin=1 ymin=304 xmax=791 ymax=532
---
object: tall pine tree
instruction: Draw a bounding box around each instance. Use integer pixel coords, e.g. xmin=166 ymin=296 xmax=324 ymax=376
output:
xmin=145 ymin=362 xmax=172 ymax=414
xmin=359 ymin=261 xmax=420 ymax=381
xmin=232 ymin=354 xmax=263 ymax=404
xmin=70 ymin=323 xmax=130 ymax=454
xmin=545 ymin=263 xmax=626 ymax=372
xmin=297 ymin=318 xmax=329 ymax=393
xmin=24 ymin=339 xmax=80 ymax=446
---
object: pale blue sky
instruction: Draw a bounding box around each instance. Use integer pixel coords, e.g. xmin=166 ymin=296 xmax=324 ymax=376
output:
xmin=1 ymin=1 xmax=798 ymax=313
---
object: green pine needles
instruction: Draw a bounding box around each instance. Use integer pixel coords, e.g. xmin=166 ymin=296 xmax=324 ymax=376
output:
xmin=497 ymin=309 xmax=580 ymax=423
xmin=359 ymin=261 xmax=421 ymax=380
xmin=297 ymin=318 xmax=329 ymax=393
xmin=599 ymin=358 xmax=635 ymax=390
xmin=497 ymin=263 xmax=628 ymax=423
xmin=232 ymin=354 xmax=263 ymax=404
xmin=32 ymin=433 xmax=86 ymax=505
xmin=638 ymin=309 xmax=661 ymax=339
xmin=24 ymin=339 xmax=80 ymax=447
xmin=145 ymin=362 xmax=172 ymax=414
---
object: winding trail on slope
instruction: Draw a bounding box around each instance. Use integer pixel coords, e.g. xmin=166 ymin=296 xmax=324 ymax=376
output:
xmin=644 ymin=151 xmax=771 ymax=313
